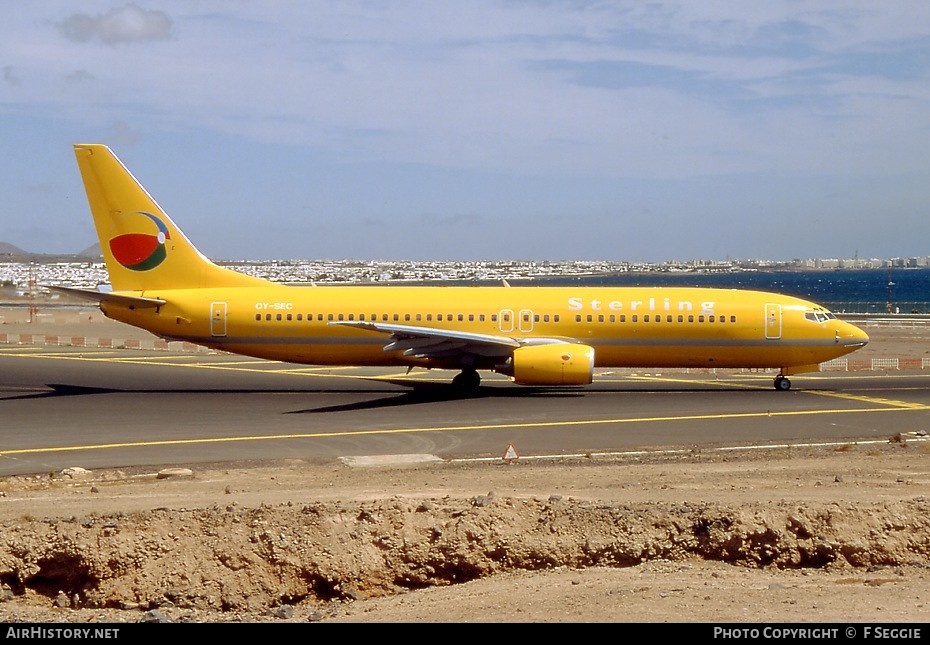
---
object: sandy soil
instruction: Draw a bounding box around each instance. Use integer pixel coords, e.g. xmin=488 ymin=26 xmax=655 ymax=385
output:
xmin=0 ymin=443 xmax=928 ymax=624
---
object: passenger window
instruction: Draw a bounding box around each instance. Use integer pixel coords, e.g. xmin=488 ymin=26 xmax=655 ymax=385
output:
xmin=255 ymin=314 xmax=261 ymax=321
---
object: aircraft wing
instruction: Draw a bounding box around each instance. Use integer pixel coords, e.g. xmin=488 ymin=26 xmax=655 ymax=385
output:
xmin=333 ymin=321 xmax=522 ymax=360
xmin=44 ymin=285 xmax=167 ymax=309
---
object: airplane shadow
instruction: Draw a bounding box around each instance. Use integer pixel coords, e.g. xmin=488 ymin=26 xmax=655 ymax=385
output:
xmin=0 ymin=384 xmax=119 ymax=401
xmin=289 ymin=380 xmax=586 ymax=414
xmin=0 ymin=383 xmax=398 ymax=402
xmin=0 ymin=378 xmax=805 ymax=413
xmin=0 ymin=381 xmax=587 ymax=414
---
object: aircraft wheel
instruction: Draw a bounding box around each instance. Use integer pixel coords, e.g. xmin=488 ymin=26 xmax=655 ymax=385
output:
xmin=452 ymin=369 xmax=481 ymax=394
xmin=774 ymin=376 xmax=791 ymax=391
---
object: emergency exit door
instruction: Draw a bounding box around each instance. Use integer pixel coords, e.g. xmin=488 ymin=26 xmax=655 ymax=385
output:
xmin=764 ymin=303 xmax=782 ymax=340
xmin=211 ymin=301 xmax=227 ymax=337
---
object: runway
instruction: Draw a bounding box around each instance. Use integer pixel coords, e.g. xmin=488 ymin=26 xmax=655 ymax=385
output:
xmin=2 ymin=345 xmax=929 ymax=476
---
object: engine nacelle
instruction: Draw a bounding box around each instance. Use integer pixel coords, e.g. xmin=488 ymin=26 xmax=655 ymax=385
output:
xmin=507 ymin=343 xmax=595 ymax=386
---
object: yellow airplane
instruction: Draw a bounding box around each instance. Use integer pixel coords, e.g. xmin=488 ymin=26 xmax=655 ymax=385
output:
xmin=63 ymin=143 xmax=868 ymax=392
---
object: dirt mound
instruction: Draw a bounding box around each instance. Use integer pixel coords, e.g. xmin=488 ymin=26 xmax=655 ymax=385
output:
xmin=2 ymin=498 xmax=928 ymax=613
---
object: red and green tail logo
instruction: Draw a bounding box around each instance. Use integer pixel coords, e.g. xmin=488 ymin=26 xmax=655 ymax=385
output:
xmin=109 ymin=211 xmax=171 ymax=271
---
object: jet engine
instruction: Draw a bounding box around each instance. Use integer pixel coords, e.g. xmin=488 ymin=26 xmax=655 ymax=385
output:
xmin=502 ymin=343 xmax=595 ymax=386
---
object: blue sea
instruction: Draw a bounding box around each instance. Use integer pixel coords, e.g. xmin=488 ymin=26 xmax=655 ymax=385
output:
xmin=526 ymin=268 xmax=930 ymax=314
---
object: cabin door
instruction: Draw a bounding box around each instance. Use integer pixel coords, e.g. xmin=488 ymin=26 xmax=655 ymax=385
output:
xmin=764 ymin=303 xmax=782 ymax=340
xmin=210 ymin=301 xmax=228 ymax=337
xmin=498 ymin=309 xmax=514 ymax=333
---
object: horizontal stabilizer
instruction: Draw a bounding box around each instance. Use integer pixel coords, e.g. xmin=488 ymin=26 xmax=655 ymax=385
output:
xmin=45 ymin=285 xmax=166 ymax=309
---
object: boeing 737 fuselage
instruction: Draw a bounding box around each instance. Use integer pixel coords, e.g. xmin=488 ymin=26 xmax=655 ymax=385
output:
xmin=61 ymin=144 xmax=869 ymax=392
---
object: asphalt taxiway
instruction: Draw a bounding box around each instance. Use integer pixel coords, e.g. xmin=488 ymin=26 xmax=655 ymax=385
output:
xmin=2 ymin=345 xmax=929 ymax=476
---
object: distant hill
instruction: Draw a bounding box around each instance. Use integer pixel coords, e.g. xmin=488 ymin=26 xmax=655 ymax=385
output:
xmin=0 ymin=241 xmax=28 ymax=256
xmin=77 ymin=243 xmax=102 ymax=258
xmin=0 ymin=241 xmax=102 ymax=261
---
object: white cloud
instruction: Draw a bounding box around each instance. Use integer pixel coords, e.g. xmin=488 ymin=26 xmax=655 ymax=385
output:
xmin=58 ymin=4 xmax=172 ymax=45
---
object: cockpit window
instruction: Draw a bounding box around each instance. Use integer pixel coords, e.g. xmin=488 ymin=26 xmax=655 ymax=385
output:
xmin=804 ymin=311 xmax=837 ymax=323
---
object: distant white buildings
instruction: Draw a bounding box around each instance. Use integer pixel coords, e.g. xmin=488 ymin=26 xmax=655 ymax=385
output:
xmin=796 ymin=257 xmax=930 ymax=270
xmin=0 ymin=261 xmax=109 ymax=293
xmin=1 ymin=256 xmax=928 ymax=295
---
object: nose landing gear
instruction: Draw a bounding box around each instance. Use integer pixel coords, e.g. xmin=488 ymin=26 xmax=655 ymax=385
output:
xmin=774 ymin=375 xmax=791 ymax=391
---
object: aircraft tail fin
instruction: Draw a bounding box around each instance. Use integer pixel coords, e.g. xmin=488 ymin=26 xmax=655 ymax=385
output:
xmin=73 ymin=144 xmax=267 ymax=292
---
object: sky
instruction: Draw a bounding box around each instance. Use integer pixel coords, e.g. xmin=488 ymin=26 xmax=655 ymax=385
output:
xmin=1 ymin=2 xmax=929 ymax=263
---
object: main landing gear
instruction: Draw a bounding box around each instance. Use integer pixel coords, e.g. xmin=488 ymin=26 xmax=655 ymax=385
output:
xmin=774 ymin=375 xmax=791 ymax=391
xmin=451 ymin=368 xmax=481 ymax=393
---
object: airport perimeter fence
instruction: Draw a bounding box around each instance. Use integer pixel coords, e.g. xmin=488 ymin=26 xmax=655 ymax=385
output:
xmin=827 ymin=301 xmax=930 ymax=314
xmin=0 ymin=332 xmax=214 ymax=354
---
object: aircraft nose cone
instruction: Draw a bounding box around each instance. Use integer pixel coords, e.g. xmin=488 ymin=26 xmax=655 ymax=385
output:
xmin=841 ymin=323 xmax=869 ymax=346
